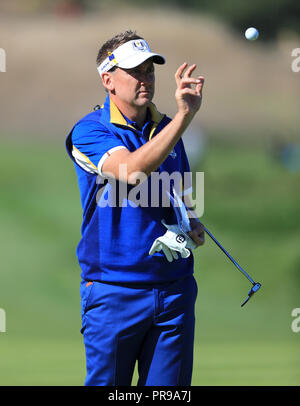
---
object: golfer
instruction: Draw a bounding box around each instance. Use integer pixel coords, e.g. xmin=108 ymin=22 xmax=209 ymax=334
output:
xmin=66 ymin=30 xmax=205 ymax=386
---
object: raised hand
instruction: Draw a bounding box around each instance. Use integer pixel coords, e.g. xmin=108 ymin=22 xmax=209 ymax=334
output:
xmin=175 ymin=63 xmax=204 ymax=120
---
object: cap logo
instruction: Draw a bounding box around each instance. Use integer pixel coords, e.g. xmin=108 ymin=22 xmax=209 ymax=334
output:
xmin=132 ymin=40 xmax=148 ymax=52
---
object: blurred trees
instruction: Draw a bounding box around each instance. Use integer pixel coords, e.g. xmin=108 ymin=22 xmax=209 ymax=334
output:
xmin=196 ymin=0 xmax=300 ymax=40
xmin=129 ymin=0 xmax=300 ymax=40
xmin=1 ymin=0 xmax=300 ymax=40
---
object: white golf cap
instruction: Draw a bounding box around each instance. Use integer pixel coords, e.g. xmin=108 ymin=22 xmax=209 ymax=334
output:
xmin=97 ymin=39 xmax=165 ymax=76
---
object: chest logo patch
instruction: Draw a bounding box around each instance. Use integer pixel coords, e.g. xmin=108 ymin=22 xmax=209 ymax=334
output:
xmin=169 ymin=149 xmax=177 ymax=159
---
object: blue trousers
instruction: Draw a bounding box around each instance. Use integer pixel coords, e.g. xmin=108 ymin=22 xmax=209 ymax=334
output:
xmin=80 ymin=274 xmax=198 ymax=386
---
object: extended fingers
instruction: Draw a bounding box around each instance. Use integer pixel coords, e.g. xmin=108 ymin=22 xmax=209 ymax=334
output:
xmin=175 ymin=62 xmax=188 ymax=86
xmin=184 ymin=63 xmax=197 ymax=78
xmin=175 ymin=63 xmax=197 ymax=83
xmin=175 ymin=63 xmax=204 ymax=91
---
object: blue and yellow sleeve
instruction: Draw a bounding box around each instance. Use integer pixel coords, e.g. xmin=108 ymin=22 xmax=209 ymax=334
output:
xmin=71 ymin=120 xmax=127 ymax=175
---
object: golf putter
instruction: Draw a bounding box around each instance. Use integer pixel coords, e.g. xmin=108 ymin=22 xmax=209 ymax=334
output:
xmin=203 ymin=226 xmax=262 ymax=307
xmin=167 ymin=187 xmax=262 ymax=307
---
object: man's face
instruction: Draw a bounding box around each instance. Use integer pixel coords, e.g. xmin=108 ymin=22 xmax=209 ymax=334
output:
xmin=109 ymin=59 xmax=155 ymax=108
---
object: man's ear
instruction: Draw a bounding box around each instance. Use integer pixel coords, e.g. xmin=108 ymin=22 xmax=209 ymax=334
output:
xmin=101 ymin=72 xmax=115 ymax=92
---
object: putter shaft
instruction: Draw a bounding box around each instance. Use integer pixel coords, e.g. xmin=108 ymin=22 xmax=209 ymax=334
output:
xmin=203 ymin=226 xmax=255 ymax=285
xmin=203 ymin=226 xmax=261 ymax=306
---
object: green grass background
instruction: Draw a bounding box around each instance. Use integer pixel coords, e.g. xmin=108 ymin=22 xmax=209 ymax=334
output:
xmin=0 ymin=138 xmax=299 ymax=385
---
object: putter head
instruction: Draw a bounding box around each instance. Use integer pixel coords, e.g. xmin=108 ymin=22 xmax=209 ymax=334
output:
xmin=241 ymin=282 xmax=261 ymax=307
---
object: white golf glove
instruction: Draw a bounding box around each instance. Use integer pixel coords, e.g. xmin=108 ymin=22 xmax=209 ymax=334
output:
xmin=149 ymin=220 xmax=197 ymax=262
